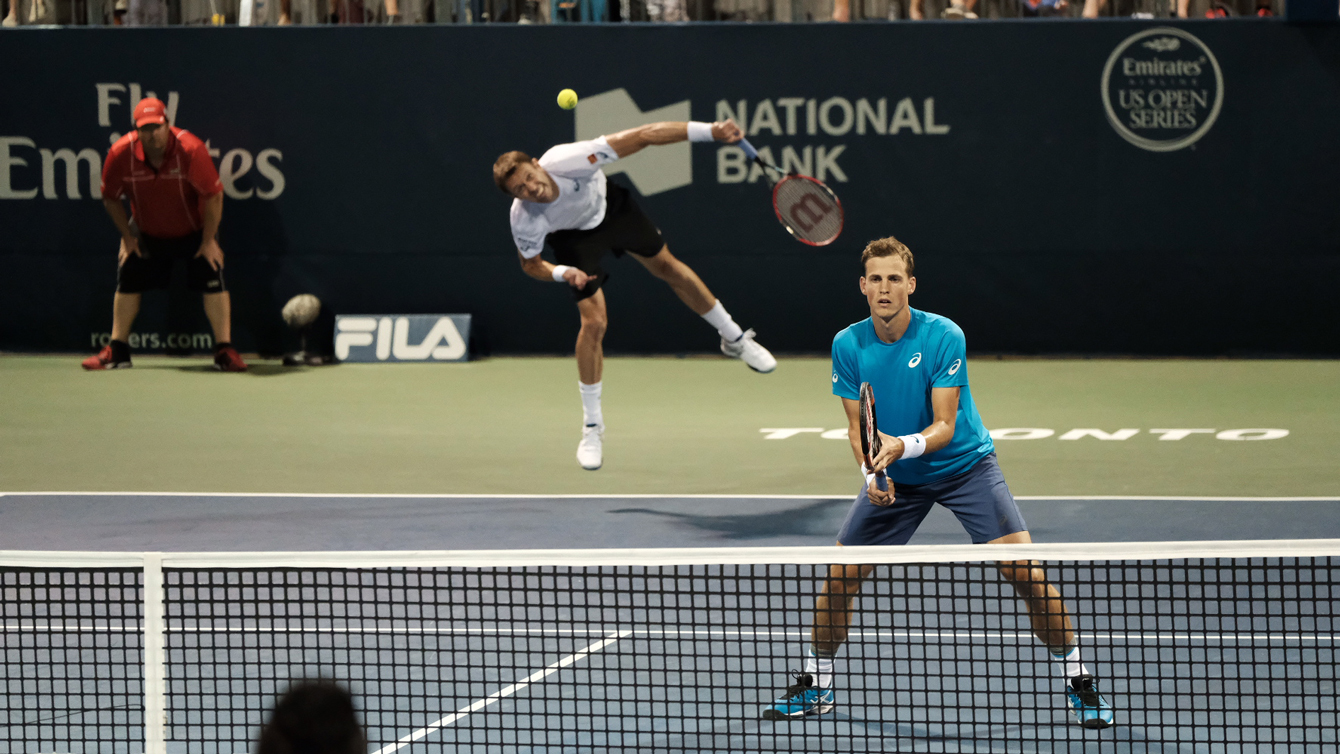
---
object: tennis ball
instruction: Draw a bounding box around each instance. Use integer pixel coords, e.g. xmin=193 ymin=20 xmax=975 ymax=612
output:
xmin=557 ymin=89 xmax=578 ymax=110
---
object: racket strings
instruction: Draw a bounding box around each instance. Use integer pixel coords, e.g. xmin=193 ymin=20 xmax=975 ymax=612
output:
xmin=865 ymin=410 xmax=881 ymax=461
xmin=774 ymin=177 xmax=843 ymax=245
xmin=858 ymin=384 xmax=880 ymax=468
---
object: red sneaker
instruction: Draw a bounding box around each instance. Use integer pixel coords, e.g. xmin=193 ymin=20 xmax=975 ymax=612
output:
xmin=81 ymin=346 xmax=132 ymax=370
xmin=213 ymin=346 xmax=248 ymax=372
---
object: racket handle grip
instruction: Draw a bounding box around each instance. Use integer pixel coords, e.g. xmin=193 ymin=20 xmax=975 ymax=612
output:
xmin=876 ymin=473 xmax=889 ymax=493
xmin=737 ymin=138 xmax=759 ymax=161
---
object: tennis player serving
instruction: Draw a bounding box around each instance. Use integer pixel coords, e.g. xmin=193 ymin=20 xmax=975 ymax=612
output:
xmin=762 ymin=238 xmax=1115 ymax=729
xmin=494 ymin=119 xmax=776 ymax=471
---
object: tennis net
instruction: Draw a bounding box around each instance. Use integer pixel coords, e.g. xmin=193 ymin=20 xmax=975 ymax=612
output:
xmin=3 ymin=541 xmax=1337 ymax=753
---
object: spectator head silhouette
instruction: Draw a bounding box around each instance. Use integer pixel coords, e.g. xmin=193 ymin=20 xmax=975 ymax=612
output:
xmin=256 ymin=680 xmax=366 ymax=754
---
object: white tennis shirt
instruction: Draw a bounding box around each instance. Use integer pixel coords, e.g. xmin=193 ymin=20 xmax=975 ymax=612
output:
xmin=509 ymin=136 xmax=621 ymax=259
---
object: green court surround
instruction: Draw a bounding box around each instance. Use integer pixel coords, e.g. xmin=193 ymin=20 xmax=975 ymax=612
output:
xmin=1 ymin=356 xmax=1335 ymax=497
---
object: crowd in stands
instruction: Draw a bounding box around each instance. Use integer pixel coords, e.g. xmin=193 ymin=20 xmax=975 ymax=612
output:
xmin=0 ymin=0 xmax=1279 ymax=27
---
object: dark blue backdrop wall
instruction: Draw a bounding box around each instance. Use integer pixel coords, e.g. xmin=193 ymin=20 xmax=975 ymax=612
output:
xmin=1 ymin=22 xmax=1337 ymax=356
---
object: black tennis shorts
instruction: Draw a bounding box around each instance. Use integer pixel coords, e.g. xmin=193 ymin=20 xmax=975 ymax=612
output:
xmin=116 ymin=230 xmax=226 ymax=294
xmin=546 ymin=182 xmax=665 ymax=302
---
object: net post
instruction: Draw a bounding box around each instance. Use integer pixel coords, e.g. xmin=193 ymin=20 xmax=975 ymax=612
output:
xmin=142 ymin=552 xmax=168 ymax=754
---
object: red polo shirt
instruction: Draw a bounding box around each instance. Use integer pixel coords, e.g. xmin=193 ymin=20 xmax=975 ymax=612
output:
xmin=101 ymin=127 xmax=224 ymax=240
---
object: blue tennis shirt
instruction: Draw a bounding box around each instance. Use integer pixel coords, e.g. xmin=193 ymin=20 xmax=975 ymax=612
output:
xmin=832 ymin=308 xmax=994 ymax=485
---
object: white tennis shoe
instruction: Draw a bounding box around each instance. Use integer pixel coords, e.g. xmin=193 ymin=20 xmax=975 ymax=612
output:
xmin=577 ymin=424 xmax=603 ymax=470
xmin=721 ymin=329 xmax=777 ymax=373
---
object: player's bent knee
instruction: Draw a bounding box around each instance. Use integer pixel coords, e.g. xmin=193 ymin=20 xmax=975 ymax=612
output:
xmin=996 ymin=561 xmax=1044 ymax=583
xmin=644 ymin=259 xmax=673 ymax=280
xmin=663 ymin=259 xmax=696 ymax=283
xmin=822 ymin=579 xmax=861 ymax=596
xmin=639 ymin=248 xmax=677 ymax=278
xmin=579 ymin=315 xmax=608 ymax=334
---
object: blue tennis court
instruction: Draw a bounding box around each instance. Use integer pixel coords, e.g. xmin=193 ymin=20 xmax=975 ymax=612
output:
xmin=2 ymin=493 xmax=1339 ymax=551
xmin=4 ymin=536 xmax=1337 ymax=754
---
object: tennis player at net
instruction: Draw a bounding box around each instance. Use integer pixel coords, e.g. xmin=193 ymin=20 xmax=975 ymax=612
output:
xmin=494 ymin=119 xmax=775 ymax=471
xmin=762 ymin=238 xmax=1115 ymax=729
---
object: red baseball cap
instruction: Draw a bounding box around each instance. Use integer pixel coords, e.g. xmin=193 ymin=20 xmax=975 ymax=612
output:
xmin=133 ymin=98 xmax=168 ymax=127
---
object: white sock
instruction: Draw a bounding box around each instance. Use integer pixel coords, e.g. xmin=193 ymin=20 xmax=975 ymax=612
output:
xmin=1052 ymin=646 xmax=1087 ymax=680
xmin=578 ymin=381 xmax=603 ymax=428
xmin=700 ymin=300 xmax=744 ymax=343
xmin=803 ymin=650 xmax=834 ymax=689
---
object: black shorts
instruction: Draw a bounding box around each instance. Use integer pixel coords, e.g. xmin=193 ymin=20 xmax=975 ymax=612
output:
xmin=116 ymin=230 xmax=226 ymax=294
xmin=546 ymin=182 xmax=665 ymax=301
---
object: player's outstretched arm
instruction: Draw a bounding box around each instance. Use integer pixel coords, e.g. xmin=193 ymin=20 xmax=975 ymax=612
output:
xmin=518 ymin=251 xmax=592 ymax=288
xmin=604 ymin=119 xmax=743 ymax=159
xmin=870 ymin=387 xmax=960 ymax=471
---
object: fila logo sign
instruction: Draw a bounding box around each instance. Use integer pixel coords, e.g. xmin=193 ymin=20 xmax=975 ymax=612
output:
xmin=335 ymin=314 xmax=471 ymax=363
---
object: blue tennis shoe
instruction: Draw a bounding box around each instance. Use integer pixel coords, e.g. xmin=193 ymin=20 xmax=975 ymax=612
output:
xmin=1065 ymin=674 xmax=1115 ymax=729
xmin=761 ymin=673 xmax=836 ymax=720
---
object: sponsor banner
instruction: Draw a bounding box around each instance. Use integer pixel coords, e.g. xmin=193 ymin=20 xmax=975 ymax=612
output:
xmin=1101 ymin=27 xmax=1224 ymax=152
xmin=335 ymin=315 xmax=471 ymax=363
xmin=1 ymin=24 xmax=1338 ymax=356
xmin=89 ymin=331 xmax=214 ymax=352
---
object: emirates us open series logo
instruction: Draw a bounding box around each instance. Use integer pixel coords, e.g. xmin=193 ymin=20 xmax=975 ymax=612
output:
xmin=1102 ymin=27 xmax=1224 ymax=152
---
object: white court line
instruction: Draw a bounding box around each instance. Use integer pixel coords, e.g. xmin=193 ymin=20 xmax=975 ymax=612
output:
xmin=5 ymin=623 xmax=1331 ymax=643
xmin=2 ymin=491 xmax=1337 ymax=502
xmin=371 ymin=630 xmax=631 ymax=754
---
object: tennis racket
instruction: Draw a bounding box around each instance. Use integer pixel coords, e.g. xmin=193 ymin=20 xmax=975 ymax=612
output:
xmin=858 ymin=382 xmax=888 ymax=493
xmin=737 ymin=138 xmax=844 ymax=247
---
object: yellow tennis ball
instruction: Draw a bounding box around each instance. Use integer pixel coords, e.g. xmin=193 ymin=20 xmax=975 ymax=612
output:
xmin=557 ymin=89 xmax=578 ymax=110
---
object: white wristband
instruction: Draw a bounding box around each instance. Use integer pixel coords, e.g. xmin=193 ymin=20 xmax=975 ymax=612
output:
xmin=551 ymin=264 xmax=573 ymax=283
xmin=687 ymin=121 xmax=715 ymax=142
xmin=897 ymin=433 xmax=927 ymax=460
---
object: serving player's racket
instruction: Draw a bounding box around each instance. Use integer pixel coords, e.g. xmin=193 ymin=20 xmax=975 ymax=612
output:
xmin=858 ymin=382 xmax=889 ymax=493
xmin=738 ymin=138 xmax=844 ymax=247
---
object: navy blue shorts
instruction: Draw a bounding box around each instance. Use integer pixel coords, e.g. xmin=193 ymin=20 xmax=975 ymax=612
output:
xmin=837 ymin=453 xmax=1028 ymax=546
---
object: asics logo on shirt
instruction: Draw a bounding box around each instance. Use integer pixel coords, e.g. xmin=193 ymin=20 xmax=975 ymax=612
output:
xmin=948 ymin=359 xmax=962 ymax=375
xmin=908 ymin=353 xmax=922 ymax=368
xmin=832 ymin=372 xmax=839 ymax=383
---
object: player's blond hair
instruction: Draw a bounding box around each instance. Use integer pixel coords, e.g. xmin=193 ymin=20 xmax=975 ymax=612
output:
xmin=492 ymin=151 xmax=534 ymax=194
xmin=860 ymin=237 xmax=915 ymax=277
